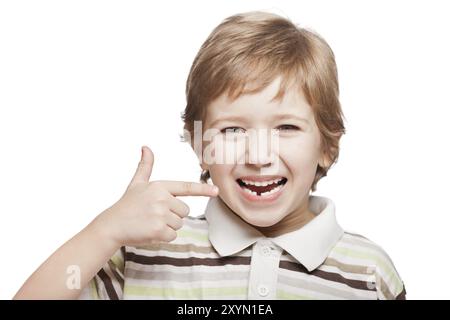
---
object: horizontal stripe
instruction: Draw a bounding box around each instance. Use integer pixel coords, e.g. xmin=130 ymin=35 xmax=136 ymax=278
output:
xmin=130 ymin=243 xmax=253 ymax=259
xmin=125 ymin=251 xmax=375 ymax=293
xmin=125 ymin=277 xmax=248 ymax=291
xmin=331 ymin=246 xmax=403 ymax=290
xmin=276 ymin=289 xmax=316 ymax=300
xmin=337 ymin=239 xmax=395 ymax=271
xmin=322 ymin=257 xmax=373 ymax=275
xmin=124 ymin=285 xmax=248 ymax=298
xmin=279 ymin=260 xmax=375 ymax=292
xmin=183 ymin=217 xmax=209 ymax=229
xmin=125 ymin=260 xmax=251 ymax=274
xmin=135 ymin=243 xmax=216 ymax=254
xmin=328 ymin=248 xmax=404 ymax=299
xmin=336 ymin=236 xmax=404 ymax=289
xmin=277 ymin=282 xmax=346 ymax=300
xmin=278 ymin=274 xmax=376 ymax=300
xmin=126 ymin=268 xmax=249 ymax=282
xmin=125 ymin=251 xmax=251 ymax=267
xmin=176 ymin=229 xmax=209 ymax=242
xmin=317 ymin=264 xmax=376 ymax=282
xmin=83 ymin=219 xmax=404 ymax=300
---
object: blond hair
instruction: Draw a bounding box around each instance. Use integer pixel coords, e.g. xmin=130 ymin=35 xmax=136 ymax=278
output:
xmin=181 ymin=11 xmax=345 ymax=191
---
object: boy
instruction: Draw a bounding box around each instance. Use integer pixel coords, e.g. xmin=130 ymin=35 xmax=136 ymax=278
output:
xmin=14 ymin=11 xmax=405 ymax=300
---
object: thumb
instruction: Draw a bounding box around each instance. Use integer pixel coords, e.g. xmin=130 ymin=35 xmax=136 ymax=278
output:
xmin=130 ymin=146 xmax=154 ymax=184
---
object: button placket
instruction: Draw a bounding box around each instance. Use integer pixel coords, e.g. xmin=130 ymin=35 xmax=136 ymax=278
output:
xmin=261 ymin=246 xmax=271 ymax=256
xmin=247 ymin=239 xmax=282 ymax=299
xmin=257 ymin=284 xmax=269 ymax=297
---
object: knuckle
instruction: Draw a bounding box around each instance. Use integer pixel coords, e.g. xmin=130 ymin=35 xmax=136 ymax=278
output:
xmin=151 ymin=220 xmax=165 ymax=233
xmin=149 ymin=203 xmax=165 ymax=216
xmin=154 ymin=195 xmax=168 ymax=204
xmin=151 ymin=189 xmax=170 ymax=202
xmin=155 ymin=198 xmax=169 ymax=208
xmin=176 ymin=200 xmax=190 ymax=216
xmin=138 ymin=160 xmax=146 ymax=167
xmin=136 ymin=161 xmax=144 ymax=170
xmin=174 ymin=218 xmax=183 ymax=230
xmin=164 ymin=230 xmax=177 ymax=242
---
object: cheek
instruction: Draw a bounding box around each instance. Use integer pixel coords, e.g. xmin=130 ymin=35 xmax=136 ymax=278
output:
xmin=278 ymin=137 xmax=320 ymax=177
xmin=208 ymin=164 xmax=234 ymax=187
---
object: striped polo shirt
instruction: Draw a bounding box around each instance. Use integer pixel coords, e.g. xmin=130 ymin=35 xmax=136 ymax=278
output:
xmin=79 ymin=195 xmax=406 ymax=300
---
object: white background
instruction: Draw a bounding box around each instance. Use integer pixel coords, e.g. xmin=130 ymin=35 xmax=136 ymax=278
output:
xmin=1 ymin=0 xmax=449 ymax=300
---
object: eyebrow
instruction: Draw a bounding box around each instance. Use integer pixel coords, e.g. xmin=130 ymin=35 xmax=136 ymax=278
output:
xmin=209 ymin=114 xmax=310 ymax=127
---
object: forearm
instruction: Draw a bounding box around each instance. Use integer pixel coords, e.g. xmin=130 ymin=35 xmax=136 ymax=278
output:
xmin=13 ymin=211 xmax=120 ymax=300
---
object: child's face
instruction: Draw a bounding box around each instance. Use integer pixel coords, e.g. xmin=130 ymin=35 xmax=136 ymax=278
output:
xmin=202 ymin=77 xmax=329 ymax=228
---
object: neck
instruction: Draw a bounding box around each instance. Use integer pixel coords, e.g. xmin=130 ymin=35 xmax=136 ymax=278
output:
xmin=255 ymin=196 xmax=316 ymax=238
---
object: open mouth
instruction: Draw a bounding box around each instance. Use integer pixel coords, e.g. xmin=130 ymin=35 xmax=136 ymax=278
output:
xmin=236 ymin=177 xmax=288 ymax=197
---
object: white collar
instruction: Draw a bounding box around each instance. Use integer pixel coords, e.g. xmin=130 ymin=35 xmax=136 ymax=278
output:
xmin=204 ymin=195 xmax=344 ymax=271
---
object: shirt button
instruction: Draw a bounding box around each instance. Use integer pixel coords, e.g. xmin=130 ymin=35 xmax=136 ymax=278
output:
xmin=261 ymin=246 xmax=271 ymax=255
xmin=257 ymin=284 xmax=269 ymax=297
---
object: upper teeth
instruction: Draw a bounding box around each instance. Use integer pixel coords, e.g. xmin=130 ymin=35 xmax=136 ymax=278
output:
xmin=241 ymin=178 xmax=283 ymax=186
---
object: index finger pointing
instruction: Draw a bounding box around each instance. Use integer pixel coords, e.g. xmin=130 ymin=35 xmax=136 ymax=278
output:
xmin=158 ymin=181 xmax=219 ymax=197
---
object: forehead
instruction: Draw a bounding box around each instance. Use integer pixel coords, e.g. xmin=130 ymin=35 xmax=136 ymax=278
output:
xmin=205 ymin=77 xmax=314 ymax=125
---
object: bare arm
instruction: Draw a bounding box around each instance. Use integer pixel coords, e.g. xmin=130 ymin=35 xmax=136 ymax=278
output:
xmin=13 ymin=213 xmax=119 ymax=299
xmin=13 ymin=146 xmax=218 ymax=299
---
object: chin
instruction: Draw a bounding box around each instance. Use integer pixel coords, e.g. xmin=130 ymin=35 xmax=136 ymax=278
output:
xmin=237 ymin=210 xmax=283 ymax=228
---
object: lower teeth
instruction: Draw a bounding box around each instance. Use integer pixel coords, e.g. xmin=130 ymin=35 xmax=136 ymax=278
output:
xmin=242 ymin=184 xmax=282 ymax=197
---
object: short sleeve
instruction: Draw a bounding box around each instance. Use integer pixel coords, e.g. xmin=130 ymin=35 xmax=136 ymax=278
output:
xmin=373 ymin=248 xmax=406 ymax=300
xmin=78 ymin=247 xmax=125 ymax=300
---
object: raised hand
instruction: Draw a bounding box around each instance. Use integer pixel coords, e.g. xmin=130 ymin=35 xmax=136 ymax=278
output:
xmin=95 ymin=146 xmax=218 ymax=247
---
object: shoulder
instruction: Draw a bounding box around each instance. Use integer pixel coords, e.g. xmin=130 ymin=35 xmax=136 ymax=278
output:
xmin=328 ymin=231 xmax=406 ymax=299
xmin=176 ymin=214 xmax=210 ymax=244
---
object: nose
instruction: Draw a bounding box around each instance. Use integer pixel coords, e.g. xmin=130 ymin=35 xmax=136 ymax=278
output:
xmin=247 ymin=129 xmax=278 ymax=168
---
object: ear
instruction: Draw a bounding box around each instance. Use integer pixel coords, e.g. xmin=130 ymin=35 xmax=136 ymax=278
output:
xmin=318 ymin=151 xmax=332 ymax=169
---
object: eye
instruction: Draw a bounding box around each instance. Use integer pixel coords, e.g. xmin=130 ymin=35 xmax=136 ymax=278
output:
xmin=221 ymin=127 xmax=246 ymax=134
xmin=276 ymin=124 xmax=300 ymax=131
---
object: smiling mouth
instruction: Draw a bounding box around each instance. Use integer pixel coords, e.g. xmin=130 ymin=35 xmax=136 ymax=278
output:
xmin=236 ymin=177 xmax=288 ymax=197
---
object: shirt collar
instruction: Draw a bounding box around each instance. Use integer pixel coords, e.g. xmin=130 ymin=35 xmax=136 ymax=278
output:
xmin=204 ymin=195 xmax=344 ymax=272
